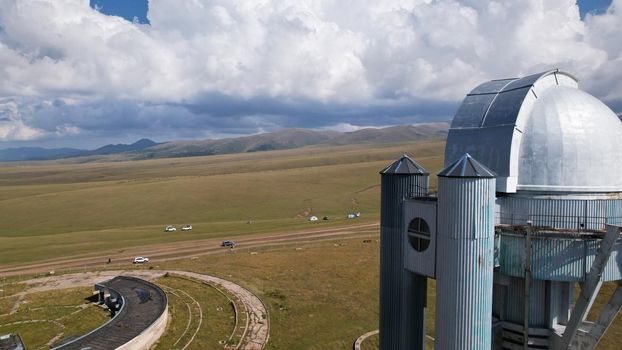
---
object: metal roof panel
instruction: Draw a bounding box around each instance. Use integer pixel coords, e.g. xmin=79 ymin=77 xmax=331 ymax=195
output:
xmin=438 ymin=153 xmax=496 ymax=178
xmin=380 ymin=154 xmax=429 ymax=175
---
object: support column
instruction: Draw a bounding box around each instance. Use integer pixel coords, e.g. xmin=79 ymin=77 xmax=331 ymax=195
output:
xmin=559 ymin=225 xmax=622 ymax=349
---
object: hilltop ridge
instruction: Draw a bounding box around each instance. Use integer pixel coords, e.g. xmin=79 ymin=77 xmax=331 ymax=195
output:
xmin=0 ymin=122 xmax=448 ymax=162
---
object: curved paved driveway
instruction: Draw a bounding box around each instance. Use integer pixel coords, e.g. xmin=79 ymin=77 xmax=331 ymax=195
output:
xmin=20 ymin=269 xmax=269 ymax=350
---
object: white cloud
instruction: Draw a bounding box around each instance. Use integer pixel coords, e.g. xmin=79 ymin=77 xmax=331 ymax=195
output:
xmin=320 ymin=123 xmax=381 ymax=133
xmin=0 ymin=0 xmax=620 ymax=145
xmin=55 ymin=124 xmax=81 ymax=136
xmin=0 ymin=100 xmax=45 ymax=141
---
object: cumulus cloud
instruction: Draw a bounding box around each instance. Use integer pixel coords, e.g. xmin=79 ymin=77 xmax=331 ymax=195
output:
xmin=0 ymin=100 xmax=45 ymax=140
xmin=0 ymin=0 xmax=620 ymax=146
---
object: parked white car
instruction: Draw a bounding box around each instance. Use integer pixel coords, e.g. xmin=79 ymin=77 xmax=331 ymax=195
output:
xmin=181 ymin=224 xmax=192 ymax=231
xmin=133 ymin=256 xmax=149 ymax=264
xmin=164 ymin=225 xmax=176 ymax=232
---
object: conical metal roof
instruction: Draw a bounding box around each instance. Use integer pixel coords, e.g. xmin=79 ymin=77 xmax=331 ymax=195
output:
xmin=380 ymin=154 xmax=429 ymax=175
xmin=438 ymin=153 xmax=496 ymax=178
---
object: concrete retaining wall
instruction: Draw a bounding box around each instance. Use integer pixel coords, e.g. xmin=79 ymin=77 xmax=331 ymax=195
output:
xmin=117 ymin=304 xmax=169 ymax=350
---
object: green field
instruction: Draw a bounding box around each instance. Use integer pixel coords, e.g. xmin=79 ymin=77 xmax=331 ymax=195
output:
xmin=154 ymin=275 xmax=236 ymax=350
xmin=0 ymin=139 xmax=445 ymax=348
xmin=3 ymin=137 xmax=621 ymax=349
xmin=156 ymin=238 xmax=382 ymax=349
xmin=0 ymin=286 xmax=110 ymax=349
xmin=0 ymin=140 xmax=445 ymax=265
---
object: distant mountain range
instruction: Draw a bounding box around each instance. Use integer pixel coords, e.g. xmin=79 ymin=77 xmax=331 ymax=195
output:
xmin=0 ymin=123 xmax=448 ymax=162
xmin=0 ymin=138 xmax=160 ymax=161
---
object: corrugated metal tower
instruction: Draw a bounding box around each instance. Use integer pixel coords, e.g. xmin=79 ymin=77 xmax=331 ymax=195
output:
xmin=435 ymin=153 xmax=496 ymax=349
xmin=379 ymin=155 xmax=429 ymax=350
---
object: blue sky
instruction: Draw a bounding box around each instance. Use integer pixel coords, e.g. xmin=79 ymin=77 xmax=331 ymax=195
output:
xmin=0 ymin=1 xmax=619 ymax=149
xmin=90 ymin=0 xmax=149 ymax=24
xmin=578 ymin=0 xmax=614 ymax=17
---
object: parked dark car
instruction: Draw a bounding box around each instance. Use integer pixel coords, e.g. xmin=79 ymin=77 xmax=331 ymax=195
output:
xmin=221 ymin=240 xmax=236 ymax=247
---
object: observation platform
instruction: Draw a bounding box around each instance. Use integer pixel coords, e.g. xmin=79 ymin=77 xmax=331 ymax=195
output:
xmin=495 ymin=222 xmax=622 ymax=282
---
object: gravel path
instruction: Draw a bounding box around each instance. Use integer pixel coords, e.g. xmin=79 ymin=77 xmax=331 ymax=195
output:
xmin=170 ymin=271 xmax=269 ymax=350
xmin=353 ymin=329 xmax=378 ymax=350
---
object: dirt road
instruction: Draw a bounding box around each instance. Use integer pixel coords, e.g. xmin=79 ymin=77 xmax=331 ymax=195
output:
xmin=0 ymin=222 xmax=379 ymax=278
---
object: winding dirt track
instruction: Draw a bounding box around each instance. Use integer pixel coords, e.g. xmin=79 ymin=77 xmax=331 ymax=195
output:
xmin=0 ymin=223 xmax=379 ymax=278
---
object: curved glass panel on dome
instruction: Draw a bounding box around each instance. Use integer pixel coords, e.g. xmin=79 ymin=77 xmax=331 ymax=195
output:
xmin=500 ymin=71 xmax=553 ymax=92
xmin=469 ymin=79 xmax=516 ymax=95
xmin=451 ymin=94 xmax=497 ymax=128
xmin=482 ymin=87 xmax=531 ymax=127
xmin=445 ymin=124 xmax=516 ymax=177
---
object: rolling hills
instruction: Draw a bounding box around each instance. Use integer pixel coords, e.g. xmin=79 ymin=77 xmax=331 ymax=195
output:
xmin=0 ymin=138 xmax=445 ymax=265
xmin=0 ymin=138 xmax=160 ymax=161
xmin=0 ymin=123 xmax=448 ymax=162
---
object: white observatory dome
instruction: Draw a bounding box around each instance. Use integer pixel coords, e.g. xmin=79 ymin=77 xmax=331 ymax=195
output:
xmin=445 ymin=69 xmax=622 ymax=193
xmin=518 ymin=86 xmax=622 ymax=192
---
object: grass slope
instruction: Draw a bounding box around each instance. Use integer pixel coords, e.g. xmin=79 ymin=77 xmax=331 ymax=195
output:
xmin=0 ymin=287 xmax=109 ymax=349
xmin=156 ymin=238 xmax=383 ymax=349
xmin=0 ymin=140 xmax=445 ymax=265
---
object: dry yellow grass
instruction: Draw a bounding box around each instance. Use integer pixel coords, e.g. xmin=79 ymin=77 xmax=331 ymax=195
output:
xmin=0 ymin=140 xmax=445 ymax=265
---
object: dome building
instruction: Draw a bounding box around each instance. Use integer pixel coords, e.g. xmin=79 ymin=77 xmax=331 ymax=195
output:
xmin=378 ymin=69 xmax=622 ymax=350
xmin=445 ymin=69 xmax=622 ymax=193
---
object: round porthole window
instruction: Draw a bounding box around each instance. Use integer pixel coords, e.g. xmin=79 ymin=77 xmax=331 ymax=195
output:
xmin=408 ymin=217 xmax=430 ymax=252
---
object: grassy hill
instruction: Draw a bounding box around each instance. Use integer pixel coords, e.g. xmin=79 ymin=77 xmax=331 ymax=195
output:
xmin=0 ymin=123 xmax=448 ymax=163
xmin=0 ymin=139 xmax=445 ymax=265
xmin=143 ymin=128 xmax=339 ymax=158
xmin=0 ymin=139 xmax=160 ymax=161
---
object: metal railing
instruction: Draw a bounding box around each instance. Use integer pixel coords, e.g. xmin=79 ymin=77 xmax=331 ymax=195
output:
xmin=496 ymin=212 xmax=622 ymax=232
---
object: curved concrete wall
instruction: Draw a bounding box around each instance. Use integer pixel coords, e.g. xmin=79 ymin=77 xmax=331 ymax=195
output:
xmin=52 ymin=276 xmax=169 ymax=350
xmin=117 ymin=304 xmax=169 ymax=350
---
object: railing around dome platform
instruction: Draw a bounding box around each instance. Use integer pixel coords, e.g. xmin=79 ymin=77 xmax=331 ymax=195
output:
xmin=496 ymin=212 xmax=622 ymax=233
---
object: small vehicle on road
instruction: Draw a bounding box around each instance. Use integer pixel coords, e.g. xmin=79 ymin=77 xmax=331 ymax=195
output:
xmin=221 ymin=240 xmax=236 ymax=248
xmin=133 ymin=256 xmax=149 ymax=264
xmin=164 ymin=225 xmax=176 ymax=232
xmin=181 ymin=224 xmax=192 ymax=231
